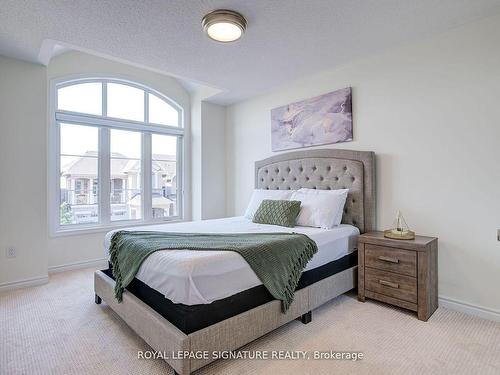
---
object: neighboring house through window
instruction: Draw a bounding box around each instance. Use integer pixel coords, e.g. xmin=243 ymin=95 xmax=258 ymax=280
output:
xmin=50 ymin=77 xmax=184 ymax=234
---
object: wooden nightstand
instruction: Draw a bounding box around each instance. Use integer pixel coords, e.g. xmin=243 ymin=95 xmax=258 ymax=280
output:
xmin=358 ymin=231 xmax=438 ymax=321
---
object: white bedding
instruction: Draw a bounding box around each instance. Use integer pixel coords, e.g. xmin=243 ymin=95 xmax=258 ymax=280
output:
xmin=104 ymin=216 xmax=359 ymax=305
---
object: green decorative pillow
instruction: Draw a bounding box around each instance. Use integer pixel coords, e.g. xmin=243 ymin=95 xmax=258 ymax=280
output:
xmin=252 ymin=199 xmax=301 ymax=227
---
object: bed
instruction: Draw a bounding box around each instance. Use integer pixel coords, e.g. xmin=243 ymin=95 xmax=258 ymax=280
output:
xmin=94 ymin=148 xmax=376 ymax=374
xmin=102 ymin=218 xmax=359 ymax=333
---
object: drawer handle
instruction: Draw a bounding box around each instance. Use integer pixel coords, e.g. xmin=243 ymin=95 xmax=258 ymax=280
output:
xmin=379 ymin=280 xmax=399 ymax=289
xmin=378 ymin=255 xmax=399 ymax=264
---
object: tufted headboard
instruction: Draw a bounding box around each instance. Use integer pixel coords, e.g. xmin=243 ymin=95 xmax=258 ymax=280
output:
xmin=255 ymin=149 xmax=376 ymax=233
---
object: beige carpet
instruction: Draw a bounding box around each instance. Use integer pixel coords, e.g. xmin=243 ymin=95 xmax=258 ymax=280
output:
xmin=1 ymin=268 xmax=499 ymax=375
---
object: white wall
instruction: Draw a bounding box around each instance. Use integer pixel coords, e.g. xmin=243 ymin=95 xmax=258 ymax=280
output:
xmin=191 ymin=96 xmax=226 ymax=220
xmin=200 ymin=101 xmax=226 ymax=220
xmin=0 ymin=56 xmax=48 ymax=286
xmin=226 ymin=14 xmax=500 ymax=312
xmin=191 ymin=95 xmax=203 ymax=220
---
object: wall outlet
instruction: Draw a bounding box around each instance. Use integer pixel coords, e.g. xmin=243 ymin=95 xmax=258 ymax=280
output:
xmin=6 ymin=247 xmax=16 ymax=258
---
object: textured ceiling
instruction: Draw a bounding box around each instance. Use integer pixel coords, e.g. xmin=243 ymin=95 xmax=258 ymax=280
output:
xmin=1 ymin=0 xmax=500 ymax=104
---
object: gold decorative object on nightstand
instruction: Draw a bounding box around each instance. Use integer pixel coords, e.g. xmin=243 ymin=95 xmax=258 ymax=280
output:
xmin=384 ymin=210 xmax=415 ymax=240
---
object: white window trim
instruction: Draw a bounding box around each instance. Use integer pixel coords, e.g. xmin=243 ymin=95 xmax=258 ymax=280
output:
xmin=49 ymin=75 xmax=185 ymax=237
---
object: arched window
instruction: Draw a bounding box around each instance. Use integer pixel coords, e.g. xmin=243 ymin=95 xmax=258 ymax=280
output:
xmin=50 ymin=78 xmax=184 ymax=234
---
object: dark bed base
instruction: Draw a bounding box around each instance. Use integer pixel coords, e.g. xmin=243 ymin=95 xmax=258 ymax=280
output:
xmin=99 ymin=251 xmax=356 ymax=334
xmin=95 ymin=294 xmax=312 ymax=325
xmin=298 ymin=311 xmax=312 ymax=324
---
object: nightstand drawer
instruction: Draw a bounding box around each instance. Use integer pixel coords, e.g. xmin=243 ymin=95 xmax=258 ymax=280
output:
xmin=365 ymin=244 xmax=417 ymax=277
xmin=365 ymin=267 xmax=417 ymax=303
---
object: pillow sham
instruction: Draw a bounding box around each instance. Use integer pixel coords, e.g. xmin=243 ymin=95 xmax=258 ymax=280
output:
xmin=252 ymin=199 xmax=302 ymax=228
xmin=244 ymin=189 xmax=295 ymax=219
xmin=291 ymin=188 xmax=349 ymax=229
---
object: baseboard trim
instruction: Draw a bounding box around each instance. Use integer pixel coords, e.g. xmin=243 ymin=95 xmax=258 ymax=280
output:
xmin=4 ymin=263 xmax=499 ymax=323
xmin=439 ymin=295 xmax=500 ymax=322
xmin=48 ymin=257 xmax=107 ymax=274
xmin=0 ymin=275 xmax=49 ymax=292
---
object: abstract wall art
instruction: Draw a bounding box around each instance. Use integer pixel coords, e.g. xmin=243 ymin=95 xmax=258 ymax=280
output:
xmin=271 ymin=87 xmax=352 ymax=152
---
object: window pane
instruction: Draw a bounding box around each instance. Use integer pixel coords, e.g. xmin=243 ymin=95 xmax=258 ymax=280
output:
xmin=60 ymin=123 xmax=98 ymax=156
xmin=107 ymin=83 xmax=144 ymax=122
xmin=110 ymin=129 xmax=142 ymax=221
xmin=60 ymin=154 xmax=98 ymax=226
xmin=60 ymin=123 xmax=99 ymax=226
xmin=110 ymin=129 xmax=141 ymax=159
xmin=57 ymin=82 xmax=102 ymax=115
xmin=152 ymin=134 xmax=178 ymax=218
xmin=149 ymin=94 xmax=179 ymax=126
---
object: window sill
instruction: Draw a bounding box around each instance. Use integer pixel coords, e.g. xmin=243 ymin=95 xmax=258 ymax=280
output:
xmin=50 ymin=218 xmax=185 ymax=238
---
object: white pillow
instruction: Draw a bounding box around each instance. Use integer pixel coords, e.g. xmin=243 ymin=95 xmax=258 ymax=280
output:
xmin=244 ymin=189 xmax=295 ymax=219
xmin=291 ymin=188 xmax=349 ymax=229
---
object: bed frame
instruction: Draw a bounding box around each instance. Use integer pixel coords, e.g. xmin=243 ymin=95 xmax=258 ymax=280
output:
xmin=94 ymin=148 xmax=376 ymax=375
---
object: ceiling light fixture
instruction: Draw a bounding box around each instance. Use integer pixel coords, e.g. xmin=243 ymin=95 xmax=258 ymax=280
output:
xmin=202 ymin=9 xmax=247 ymax=43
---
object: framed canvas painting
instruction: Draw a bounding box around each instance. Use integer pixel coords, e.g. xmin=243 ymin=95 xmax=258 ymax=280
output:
xmin=271 ymin=87 xmax=352 ymax=152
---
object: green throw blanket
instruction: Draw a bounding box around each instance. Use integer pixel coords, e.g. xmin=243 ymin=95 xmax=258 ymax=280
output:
xmin=109 ymin=231 xmax=318 ymax=312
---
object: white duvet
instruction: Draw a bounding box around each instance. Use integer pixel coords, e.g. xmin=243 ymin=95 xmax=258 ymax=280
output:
xmin=105 ymin=216 xmax=359 ymax=305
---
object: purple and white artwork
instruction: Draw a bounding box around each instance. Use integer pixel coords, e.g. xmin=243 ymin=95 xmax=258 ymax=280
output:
xmin=271 ymin=87 xmax=352 ymax=152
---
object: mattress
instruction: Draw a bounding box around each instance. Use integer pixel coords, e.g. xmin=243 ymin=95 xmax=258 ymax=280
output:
xmin=103 ymin=251 xmax=357 ymax=334
xmin=105 ymin=216 xmax=359 ymax=305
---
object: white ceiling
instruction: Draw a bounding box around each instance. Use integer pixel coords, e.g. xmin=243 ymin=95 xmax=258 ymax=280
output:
xmin=1 ymin=0 xmax=500 ymax=104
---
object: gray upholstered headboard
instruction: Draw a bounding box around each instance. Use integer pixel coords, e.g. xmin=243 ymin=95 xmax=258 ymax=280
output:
xmin=255 ymin=149 xmax=376 ymax=233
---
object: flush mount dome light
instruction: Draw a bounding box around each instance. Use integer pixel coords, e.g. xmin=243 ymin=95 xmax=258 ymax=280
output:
xmin=202 ymin=9 xmax=247 ymax=43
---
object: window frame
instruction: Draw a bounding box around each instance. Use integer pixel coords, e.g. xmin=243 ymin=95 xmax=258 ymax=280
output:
xmin=49 ymin=76 xmax=185 ymax=236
